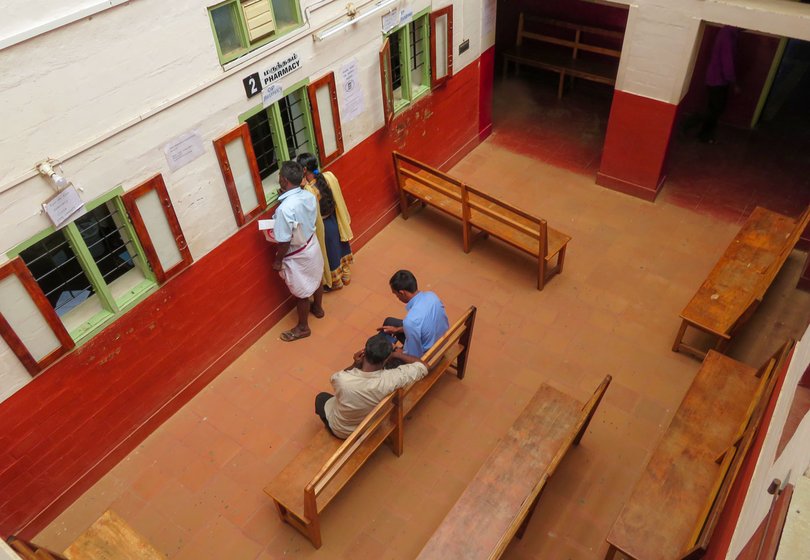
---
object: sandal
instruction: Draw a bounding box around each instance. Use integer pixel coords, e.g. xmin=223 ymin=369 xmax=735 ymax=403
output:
xmin=280 ymin=329 xmax=311 ymax=342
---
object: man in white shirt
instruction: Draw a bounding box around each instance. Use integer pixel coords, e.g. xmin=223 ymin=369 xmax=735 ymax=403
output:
xmin=315 ymin=333 xmax=428 ymax=438
xmin=271 ymin=161 xmax=325 ymax=341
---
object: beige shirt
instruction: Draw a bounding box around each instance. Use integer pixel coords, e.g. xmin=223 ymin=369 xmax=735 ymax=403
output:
xmin=324 ymin=362 xmax=429 ymax=439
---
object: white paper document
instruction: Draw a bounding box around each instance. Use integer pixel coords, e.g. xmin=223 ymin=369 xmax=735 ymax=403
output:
xmin=258 ymin=219 xmax=275 ymax=231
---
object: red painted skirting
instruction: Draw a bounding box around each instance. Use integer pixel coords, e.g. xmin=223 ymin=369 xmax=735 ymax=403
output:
xmin=0 ymin=56 xmax=488 ymax=537
xmin=597 ymin=90 xmax=678 ymax=201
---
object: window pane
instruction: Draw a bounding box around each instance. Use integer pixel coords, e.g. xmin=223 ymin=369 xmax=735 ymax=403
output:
xmin=246 ymin=109 xmax=279 ymax=180
xmin=0 ymin=274 xmax=61 ymax=362
xmin=314 ymin=83 xmax=338 ymax=155
xmin=434 ymin=13 xmax=449 ymax=80
xmin=212 ymin=3 xmax=244 ymax=57
xmin=410 ymin=18 xmax=426 ymax=89
xmin=19 ymin=230 xmax=94 ymax=317
xmin=75 ymin=202 xmax=139 ymax=288
xmin=278 ymin=89 xmax=313 ymax=159
xmin=271 ymin=0 xmax=298 ymax=28
xmin=390 ymin=31 xmax=403 ymax=100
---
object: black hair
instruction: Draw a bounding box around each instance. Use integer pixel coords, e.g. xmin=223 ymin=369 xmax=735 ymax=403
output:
xmin=389 ymin=270 xmax=418 ymax=293
xmin=296 ymin=153 xmax=336 ymax=216
xmin=364 ymin=333 xmax=394 ymax=365
xmin=296 ymin=153 xmax=318 ymax=174
xmin=280 ymin=161 xmax=304 ymax=187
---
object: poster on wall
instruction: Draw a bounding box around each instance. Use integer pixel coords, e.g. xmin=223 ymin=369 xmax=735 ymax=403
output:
xmin=339 ymin=58 xmax=365 ymax=122
xmin=263 ymin=84 xmax=284 ymax=108
xmin=163 ymin=131 xmax=205 ymax=172
xmin=43 ymin=185 xmax=85 ymax=229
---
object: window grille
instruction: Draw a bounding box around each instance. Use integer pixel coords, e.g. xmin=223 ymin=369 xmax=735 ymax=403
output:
xmin=246 ymin=109 xmax=280 ymax=180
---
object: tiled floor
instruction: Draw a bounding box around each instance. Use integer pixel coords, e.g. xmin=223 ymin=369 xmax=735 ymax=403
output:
xmin=36 ymin=79 xmax=810 ymax=559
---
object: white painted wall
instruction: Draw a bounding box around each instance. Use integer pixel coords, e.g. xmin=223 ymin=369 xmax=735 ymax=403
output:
xmin=728 ymin=326 xmax=810 ymax=559
xmin=609 ymin=0 xmax=810 ymax=104
xmin=0 ymin=0 xmax=488 ymax=400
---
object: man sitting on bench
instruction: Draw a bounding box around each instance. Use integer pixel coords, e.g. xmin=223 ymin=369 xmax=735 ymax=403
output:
xmin=314 ymin=333 xmax=427 ymax=439
xmin=379 ymin=270 xmax=449 ymax=358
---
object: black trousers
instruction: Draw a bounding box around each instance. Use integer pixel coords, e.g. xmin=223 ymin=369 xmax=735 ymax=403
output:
xmin=699 ymin=85 xmax=729 ymax=142
xmin=315 ymin=392 xmax=337 ymax=436
xmin=383 ymin=317 xmax=406 ymax=345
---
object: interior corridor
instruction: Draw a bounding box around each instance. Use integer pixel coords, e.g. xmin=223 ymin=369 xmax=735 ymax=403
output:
xmin=34 ymin=134 xmax=810 ymax=558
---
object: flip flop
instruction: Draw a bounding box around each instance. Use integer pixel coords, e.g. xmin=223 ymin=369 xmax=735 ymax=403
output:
xmin=280 ymin=329 xmax=311 ymax=342
xmin=310 ymin=306 xmax=325 ymax=319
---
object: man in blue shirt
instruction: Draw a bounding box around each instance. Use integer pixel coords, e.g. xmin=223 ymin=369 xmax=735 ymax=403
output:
xmin=269 ymin=161 xmax=325 ymax=341
xmin=379 ymin=270 xmax=449 ymax=358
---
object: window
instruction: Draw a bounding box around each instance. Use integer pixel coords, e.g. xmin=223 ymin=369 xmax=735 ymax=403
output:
xmin=12 ymin=194 xmax=155 ymax=342
xmin=5 ymin=177 xmax=192 ymax=351
xmin=240 ymin=84 xmax=317 ymax=201
xmin=208 ymin=0 xmax=302 ymax=64
xmin=380 ymin=7 xmax=453 ymax=123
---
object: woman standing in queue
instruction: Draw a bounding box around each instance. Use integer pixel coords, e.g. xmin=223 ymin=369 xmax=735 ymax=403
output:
xmin=296 ymin=153 xmax=354 ymax=291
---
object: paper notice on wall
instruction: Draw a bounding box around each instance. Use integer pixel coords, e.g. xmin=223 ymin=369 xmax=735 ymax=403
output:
xmin=43 ymin=185 xmax=85 ymax=229
xmin=483 ymin=0 xmax=497 ymax=39
xmin=381 ymin=8 xmax=400 ymax=33
xmin=339 ymin=58 xmax=365 ymax=122
xmin=164 ymin=131 xmax=205 ymax=172
xmin=258 ymin=219 xmax=275 ymax=231
xmin=263 ymin=83 xmax=284 ymax=108
xmin=399 ymin=6 xmax=413 ymax=25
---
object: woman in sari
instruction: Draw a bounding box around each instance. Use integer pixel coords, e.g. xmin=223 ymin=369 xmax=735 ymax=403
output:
xmin=296 ymin=153 xmax=354 ymax=290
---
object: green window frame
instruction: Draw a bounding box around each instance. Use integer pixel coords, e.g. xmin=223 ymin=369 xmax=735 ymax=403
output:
xmin=7 ymin=188 xmax=158 ymax=344
xmin=239 ymin=80 xmax=317 ymax=203
xmin=386 ymin=10 xmax=431 ymax=113
xmin=208 ymin=0 xmax=304 ymax=65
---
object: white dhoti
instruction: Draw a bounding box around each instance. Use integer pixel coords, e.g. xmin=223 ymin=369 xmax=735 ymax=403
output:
xmin=279 ymin=237 xmax=324 ymax=298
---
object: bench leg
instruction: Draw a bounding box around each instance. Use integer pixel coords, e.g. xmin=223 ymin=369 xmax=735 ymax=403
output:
xmin=557 ymin=71 xmax=565 ymax=99
xmin=604 ymin=544 xmax=619 ymax=560
xmin=516 ymin=485 xmax=547 ymax=539
xmin=556 ymin=246 xmax=567 ymax=275
xmin=671 ymin=320 xmax=688 ymax=353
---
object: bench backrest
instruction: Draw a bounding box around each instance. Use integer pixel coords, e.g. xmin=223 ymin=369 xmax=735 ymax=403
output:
xmin=516 ymin=13 xmax=623 ymax=58
xmin=681 ymin=339 xmax=794 ymax=560
xmin=393 ymin=151 xmax=464 ymax=201
xmin=303 ymin=388 xmax=402 ymax=520
xmin=6 ymin=537 xmax=66 ymax=560
xmin=403 ymin=306 xmax=477 ymax=416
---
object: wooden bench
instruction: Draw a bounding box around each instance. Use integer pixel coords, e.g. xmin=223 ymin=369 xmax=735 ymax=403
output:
xmin=416 ymin=375 xmax=612 ymax=560
xmin=8 ymin=510 xmax=164 ymax=560
xmin=605 ymin=340 xmax=794 ymax=560
xmin=264 ymin=306 xmax=477 ymax=548
xmin=673 ymin=206 xmax=810 ymax=360
xmin=502 ymin=14 xmax=624 ymax=99
xmin=393 ymin=151 xmax=571 ymax=291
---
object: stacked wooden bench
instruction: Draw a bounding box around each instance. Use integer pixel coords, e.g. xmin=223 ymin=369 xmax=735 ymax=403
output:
xmin=502 ymin=13 xmax=624 ymax=99
xmin=417 ymin=375 xmax=612 ymax=559
xmin=673 ymin=206 xmax=810 ymax=360
xmin=8 ymin=510 xmax=164 ymax=560
xmin=264 ymin=306 xmax=477 ymax=548
xmin=393 ymin=151 xmax=571 ymax=291
xmin=605 ymin=340 xmax=794 ymax=560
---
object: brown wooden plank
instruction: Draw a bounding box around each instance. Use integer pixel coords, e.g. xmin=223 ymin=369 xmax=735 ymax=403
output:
xmin=417 ymin=385 xmax=582 ymax=560
xmin=63 ymin=510 xmax=164 ymax=560
xmin=606 ymin=351 xmax=760 ymax=560
xmin=680 ymin=207 xmax=799 ymax=337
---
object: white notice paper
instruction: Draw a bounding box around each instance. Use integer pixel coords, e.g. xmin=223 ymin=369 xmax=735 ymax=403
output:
xmin=164 ymin=131 xmax=205 ymax=172
xmin=43 ymin=185 xmax=85 ymax=229
xmin=262 ymin=84 xmax=284 ymax=108
xmin=340 ymin=58 xmax=365 ymax=122
xmin=382 ymin=8 xmax=400 ymax=33
xmin=399 ymin=6 xmax=413 ymax=25
xmin=258 ymin=219 xmax=275 ymax=231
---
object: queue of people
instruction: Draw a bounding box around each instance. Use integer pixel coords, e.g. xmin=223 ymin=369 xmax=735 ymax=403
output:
xmin=264 ymin=158 xmax=449 ymax=439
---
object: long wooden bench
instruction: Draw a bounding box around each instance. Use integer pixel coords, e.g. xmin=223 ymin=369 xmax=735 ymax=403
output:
xmin=8 ymin=510 xmax=164 ymax=560
xmin=502 ymin=14 xmax=624 ymax=99
xmin=393 ymin=151 xmax=571 ymax=291
xmin=264 ymin=306 xmax=477 ymax=548
xmin=416 ymin=375 xmax=612 ymax=560
xmin=605 ymin=340 xmax=794 ymax=560
xmin=673 ymin=206 xmax=810 ymax=360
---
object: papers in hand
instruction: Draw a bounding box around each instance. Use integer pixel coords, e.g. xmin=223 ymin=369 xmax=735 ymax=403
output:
xmin=258 ymin=219 xmax=275 ymax=231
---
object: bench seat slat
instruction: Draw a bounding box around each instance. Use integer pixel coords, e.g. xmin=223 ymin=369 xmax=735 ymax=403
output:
xmin=680 ymin=207 xmax=798 ymax=336
xmin=264 ymin=415 xmax=396 ymax=520
xmin=417 ymin=385 xmax=582 ymax=560
xmin=606 ymin=351 xmax=759 ymax=560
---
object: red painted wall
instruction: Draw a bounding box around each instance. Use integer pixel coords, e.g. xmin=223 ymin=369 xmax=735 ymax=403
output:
xmin=0 ymin=57 xmax=487 ymax=538
xmin=596 ymin=90 xmax=678 ymax=201
xmin=494 ymin=0 xmax=628 ymax=54
xmin=681 ymin=26 xmax=780 ymax=129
